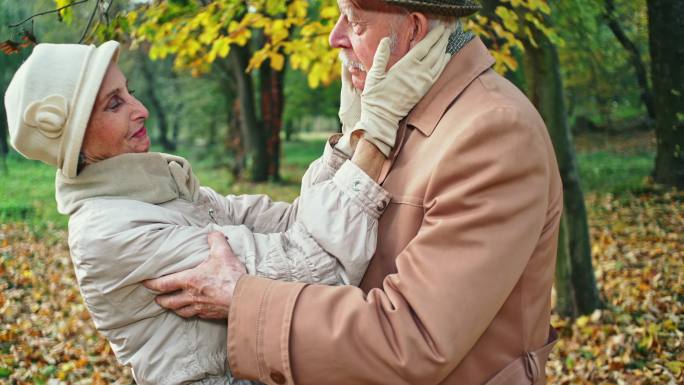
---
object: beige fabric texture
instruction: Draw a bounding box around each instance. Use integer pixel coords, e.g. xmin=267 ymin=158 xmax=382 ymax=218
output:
xmin=335 ymin=63 xmax=362 ymax=157
xmin=5 ymin=41 xmax=120 ymax=178
xmin=226 ymin=37 xmax=562 ymax=385
xmin=352 ymin=23 xmax=453 ymax=156
xmin=56 ymin=143 xmax=389 ymax=385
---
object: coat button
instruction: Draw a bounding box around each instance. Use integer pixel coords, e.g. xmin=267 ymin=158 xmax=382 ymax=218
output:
xmin=352 ymin=180 xmax=362 ymax=192
xmin=270 ymin=371 xmax=286 ymax=384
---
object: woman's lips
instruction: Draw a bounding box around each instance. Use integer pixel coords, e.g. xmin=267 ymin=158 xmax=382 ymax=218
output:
xmin=131 ymin=126 xmax=147 ymax=138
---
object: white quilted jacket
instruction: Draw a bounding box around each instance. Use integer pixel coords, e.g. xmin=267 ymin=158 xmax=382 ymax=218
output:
xmin=55 ymin=142 xmax=390 ymax=385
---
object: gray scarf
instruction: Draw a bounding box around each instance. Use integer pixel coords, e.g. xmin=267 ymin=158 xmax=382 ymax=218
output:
xmin=447 ymin=20 xmax=475 ymax=55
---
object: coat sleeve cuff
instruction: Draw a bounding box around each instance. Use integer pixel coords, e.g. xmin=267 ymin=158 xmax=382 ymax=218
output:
xmin=333 ymin=160 xmax=391 ymax=219
xmin=228 ymin=275 xmax=307 ymax=384
xmin=323 ymin=134 xmax=350 ymax=170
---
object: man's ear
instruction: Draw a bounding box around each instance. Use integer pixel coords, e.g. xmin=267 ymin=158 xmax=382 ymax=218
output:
xmin=408 ymin=13 xmax=430 ymax=48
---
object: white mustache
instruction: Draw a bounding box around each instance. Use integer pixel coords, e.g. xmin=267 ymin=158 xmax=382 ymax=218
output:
xmin=339 ymin=51 xmax=366 ymax=72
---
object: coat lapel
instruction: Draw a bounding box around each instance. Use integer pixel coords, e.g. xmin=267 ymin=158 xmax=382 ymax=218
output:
xmin=378 ymin=37 xmax=496 ymax=184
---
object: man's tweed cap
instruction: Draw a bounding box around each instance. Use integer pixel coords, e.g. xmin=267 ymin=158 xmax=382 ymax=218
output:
xmin=384 ymin=0 xmax=481 ymax=17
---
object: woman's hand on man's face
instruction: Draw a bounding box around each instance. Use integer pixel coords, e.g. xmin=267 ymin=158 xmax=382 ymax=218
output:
xmin=143 ymin=232 xmax=246 ymax=319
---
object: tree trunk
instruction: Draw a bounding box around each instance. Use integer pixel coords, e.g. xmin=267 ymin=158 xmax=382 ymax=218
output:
xmin=0 ymin=105 xmax=8 ymax=157
xmin=229 ymin=44 xmax=268 ymax=182
xmin=522 ymin=20 xmax=602 ymax=318
xmin=172 ymin=119 xmax=181 ymax=147
xmin=554 ymin=215 xmax=577 ymax=316
xmin=260 ymin=62 xmax=285 ymax=181
xmin=139 ymin=56 xmax=175 ymax=151
xmin=603 ymin=0 xmax=655 ymax=122
xmin=169 ymin=70 xmax=182 ymax=147
xmin=0 ymin=105 xmax=8 ymax=174
xmin=229 ymin=99 xmax=247 ymax=179
xmin=647 ymin=0 xmax=684 ymax=188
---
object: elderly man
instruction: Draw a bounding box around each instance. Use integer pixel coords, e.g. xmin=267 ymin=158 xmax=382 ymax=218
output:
xmin=146 ymin=0 xmax=562 ymax=384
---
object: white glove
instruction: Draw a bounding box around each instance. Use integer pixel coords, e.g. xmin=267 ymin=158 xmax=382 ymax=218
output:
xmin=335 ymin=64 xmax=361 ymax=157
xmin=353 ymin=23 xmax=452 ymax=156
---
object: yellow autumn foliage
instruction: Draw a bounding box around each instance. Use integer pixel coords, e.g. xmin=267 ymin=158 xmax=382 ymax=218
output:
xmin=118 ymin=0 xmax=560 ymax=88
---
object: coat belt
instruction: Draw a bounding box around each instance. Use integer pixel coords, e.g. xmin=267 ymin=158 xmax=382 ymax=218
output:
xmin=484 ymin=326 xmax=558 ymax=385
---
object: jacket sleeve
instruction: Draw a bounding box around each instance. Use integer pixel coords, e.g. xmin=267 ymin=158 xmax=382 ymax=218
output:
xmin=70 ymin=156 xmax=383 ymax=332
xmin=68 ymin=210 xmax=244 ymax=384
xmin=211 ymin=137 xmax=349 ymax=234
xmin=68 ymin=208 xmax=233 ymax=332
xmin=218 ymin=160 xmax=389 ymax=287
xmin=226 ymin=107 xmax=555 ymax=385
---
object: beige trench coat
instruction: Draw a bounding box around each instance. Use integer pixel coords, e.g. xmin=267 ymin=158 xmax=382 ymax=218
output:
xmin=55 ymin=144 xmax=389 ymax=385
xmin=226 ymin=37 xmax=563 ymax=385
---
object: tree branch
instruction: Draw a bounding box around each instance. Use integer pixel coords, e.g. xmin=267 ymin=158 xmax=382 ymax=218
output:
xmin=603 ymin=0 xmax=655 ymax=121
xmin=8 ymin=0 xmax=92 ymax=28
xmin=101 ymin=0 xmax=115 ymax=27
xmin=79 ymin=0 xmax=100 ymax=43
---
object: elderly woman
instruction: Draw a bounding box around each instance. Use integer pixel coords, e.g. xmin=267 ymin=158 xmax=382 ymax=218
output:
xmin=4 ymin=29 xmax=449 ymax=385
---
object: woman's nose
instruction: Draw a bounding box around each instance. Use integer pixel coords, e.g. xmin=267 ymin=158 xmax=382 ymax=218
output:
xmin=329 ymin=15 xmax=350 ymax=49
xmin=131 ymin=97 xmax=149 ymax=120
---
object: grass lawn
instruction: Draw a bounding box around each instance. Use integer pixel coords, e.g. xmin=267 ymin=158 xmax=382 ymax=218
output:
xmin=0 ymin=156 xmax=67 ymax=229
xmin=574 ymin=130 xmax=656 ymax=195
xmin=577 ymin=151 xmax=654 ymax=194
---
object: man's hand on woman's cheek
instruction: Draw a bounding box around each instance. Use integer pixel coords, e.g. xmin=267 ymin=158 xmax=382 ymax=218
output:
xmin=143 ymin=232 xmax=246 ymax=319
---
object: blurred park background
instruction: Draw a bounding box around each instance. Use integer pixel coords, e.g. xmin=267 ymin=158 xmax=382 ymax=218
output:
xmin=0 ymin=0 xmax=682 ymax=384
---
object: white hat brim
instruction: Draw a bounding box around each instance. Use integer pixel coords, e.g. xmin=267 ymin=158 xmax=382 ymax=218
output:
xmin=60 ymin=40 xmax=120 ymax=178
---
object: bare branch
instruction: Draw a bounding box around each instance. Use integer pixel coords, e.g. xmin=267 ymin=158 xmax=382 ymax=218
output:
xmin=79 ymin=0 xmax=101 ymax=43
xmin=8 ymin=0 xmax=92 ymax=28
xmin=103 ymin=0 xmax=115 ymax=25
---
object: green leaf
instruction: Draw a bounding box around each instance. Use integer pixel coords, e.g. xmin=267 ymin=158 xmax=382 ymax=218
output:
xmin=0 ymin=367 xmax=11 ymax=378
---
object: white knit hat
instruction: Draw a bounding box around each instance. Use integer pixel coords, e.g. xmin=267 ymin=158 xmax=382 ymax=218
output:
xmin=4 ymin=41 xmax=120 ymax=178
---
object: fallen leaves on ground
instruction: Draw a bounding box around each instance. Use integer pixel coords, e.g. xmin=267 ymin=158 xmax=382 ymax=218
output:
xmin=547 ymin=189 xmax=683 ymax=384
xmin=0 ymin=190 xmax=681 ymax=384
xmin=0 ymin=224 xmax=132 ymax=384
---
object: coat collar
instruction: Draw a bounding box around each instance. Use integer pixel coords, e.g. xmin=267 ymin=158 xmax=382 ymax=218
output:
xmin=377 ymin=37 xmax=495 ymax=184
xmin=55 ymin=152 xmax=200 ymax=215
xmin=406 ymin=36 xmax=495 ymax=137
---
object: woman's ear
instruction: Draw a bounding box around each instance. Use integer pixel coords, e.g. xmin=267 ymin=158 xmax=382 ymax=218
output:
xmin=408 ymin=12 xmax=430 ymax=48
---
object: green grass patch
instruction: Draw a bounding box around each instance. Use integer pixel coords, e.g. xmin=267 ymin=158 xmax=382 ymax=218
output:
xmin=0 ymin=155 xmax=67 ymax=229
xmin=282 ymin=134 xmax=327 ymax=169
xmin=187 ymin=135 xmax=328 ymax=204
xmin=577 ymin=150 xmax=654 ymax=194
xmin=0 ymin=135 xmax=330 ymax=231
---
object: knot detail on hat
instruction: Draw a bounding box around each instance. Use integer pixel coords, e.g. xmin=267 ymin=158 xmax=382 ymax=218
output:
xmin=23 ymin=95 xmax=70 ymax=139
